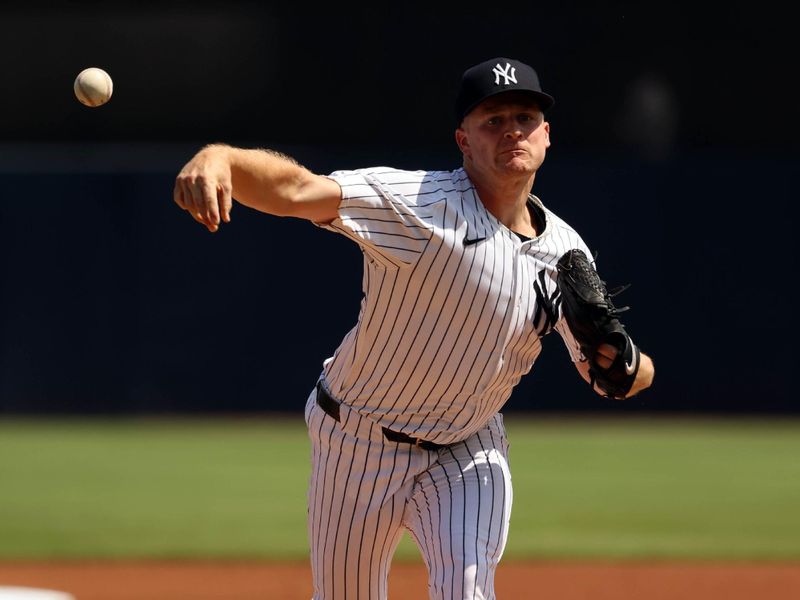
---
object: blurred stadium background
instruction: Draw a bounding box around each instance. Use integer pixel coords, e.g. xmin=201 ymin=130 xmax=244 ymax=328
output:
xmin=0 ymin=1 xmax=794 ymax=415
xmin=1 ymin=0 xmax=798 ymax=571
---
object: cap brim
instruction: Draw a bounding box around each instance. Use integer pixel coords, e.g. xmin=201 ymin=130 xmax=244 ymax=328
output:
xmin=459 ymin=89 xmax=555 ymax=122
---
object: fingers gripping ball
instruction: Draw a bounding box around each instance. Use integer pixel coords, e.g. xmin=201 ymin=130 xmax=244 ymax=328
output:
xmin=74 ymin=67 xmax=113 ymax=107
xmin=556 ymin=249 xmax=641 ymax=399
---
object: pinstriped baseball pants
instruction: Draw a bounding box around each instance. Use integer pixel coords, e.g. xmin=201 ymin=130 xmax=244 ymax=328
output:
xmin=304 ymin=386 xmax=513 ymax=600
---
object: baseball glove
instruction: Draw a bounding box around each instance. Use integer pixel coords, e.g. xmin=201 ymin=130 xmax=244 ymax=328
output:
xmin=556 ymin=249 xmax=640 ymax=399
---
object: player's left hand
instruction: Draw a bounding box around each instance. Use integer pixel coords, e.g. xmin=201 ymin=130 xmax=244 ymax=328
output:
xmin=556 ymin=248 xmax=653 ymax=399
xmin=174 ymin=145 xmax=233 ymax=233
xmin=590 ymin=343 xmax=654 ymax=398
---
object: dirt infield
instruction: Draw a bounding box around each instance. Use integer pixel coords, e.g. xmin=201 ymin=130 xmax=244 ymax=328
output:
xmin=1 ymin=560 xmax=799 ymax=599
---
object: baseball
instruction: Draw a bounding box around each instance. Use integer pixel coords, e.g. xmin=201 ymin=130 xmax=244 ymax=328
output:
xmin=73 ymin=67 xmax=113 ymax=107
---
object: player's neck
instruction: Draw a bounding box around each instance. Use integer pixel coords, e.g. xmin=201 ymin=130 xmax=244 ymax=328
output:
xmin=466 ymin=166 xmax=536 ymax=231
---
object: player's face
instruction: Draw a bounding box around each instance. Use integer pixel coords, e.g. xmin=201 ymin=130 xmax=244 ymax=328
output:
xmin=456 ymin=93 xmax=550 ymax=178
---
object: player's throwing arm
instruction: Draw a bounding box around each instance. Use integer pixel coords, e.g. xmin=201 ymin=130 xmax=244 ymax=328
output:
xmin=173 ymin=144 xmax=341 ymax=232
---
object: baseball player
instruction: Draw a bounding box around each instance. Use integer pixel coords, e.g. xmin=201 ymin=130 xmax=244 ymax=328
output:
xmin=173 ymin=57 xmax=655 ymax=600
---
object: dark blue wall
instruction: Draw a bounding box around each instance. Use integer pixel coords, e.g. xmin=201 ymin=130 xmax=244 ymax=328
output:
xmin=1 ymin=145 xmax=793 ymax=414
xmin=0 ymin=2 xmax=794 ymax=413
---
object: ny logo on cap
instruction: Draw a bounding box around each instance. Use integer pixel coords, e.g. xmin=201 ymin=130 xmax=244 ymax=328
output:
xmin=492 ymin=62 xmax=517 ymax=85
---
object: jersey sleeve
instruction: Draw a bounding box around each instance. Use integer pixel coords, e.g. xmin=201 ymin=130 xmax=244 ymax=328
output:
xmin=316 ymin=168 xmax=435 ymax=267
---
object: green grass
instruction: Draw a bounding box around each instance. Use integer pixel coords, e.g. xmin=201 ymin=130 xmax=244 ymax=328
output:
xmin=503 ymin=416 xmax=800 ymax=560
xmin=0 ymin=417 xmax=311 ymax=559
xmin=0 ymin=415 xmax=798 ymax=560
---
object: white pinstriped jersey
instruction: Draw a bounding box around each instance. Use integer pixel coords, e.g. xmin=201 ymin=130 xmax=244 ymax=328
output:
xmin=318 ymin=166 xmax=591 ymax=445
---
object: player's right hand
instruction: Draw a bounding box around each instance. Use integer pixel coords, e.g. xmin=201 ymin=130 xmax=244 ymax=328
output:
xmin=173 ymin=144 xmax=233 ymax=233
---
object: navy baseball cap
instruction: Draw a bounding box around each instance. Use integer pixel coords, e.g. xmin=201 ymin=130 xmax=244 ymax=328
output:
xmin=455 ymin=57 xmax=555 ymax=123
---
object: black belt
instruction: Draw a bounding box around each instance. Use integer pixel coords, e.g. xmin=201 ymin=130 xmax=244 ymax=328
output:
xmin=315 ymin=382 xmax=447 ymax=451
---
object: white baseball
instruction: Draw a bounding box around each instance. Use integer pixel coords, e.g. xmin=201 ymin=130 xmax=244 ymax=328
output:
xmin=74 ymin=67 xmax=113 ymax=107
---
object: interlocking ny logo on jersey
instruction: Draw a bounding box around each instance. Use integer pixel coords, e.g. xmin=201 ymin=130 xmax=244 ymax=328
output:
xmin=493 ymin=63 xmax=517 ymax=85
xmin=533 ymin=268 xmax=561 ymax=337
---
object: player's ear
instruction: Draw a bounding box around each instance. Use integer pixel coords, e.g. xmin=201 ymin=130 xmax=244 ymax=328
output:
xmin=544 ymin=121 xmax=551 ymax=148
xmin=455 ymin=128 xmax=470 ymax=157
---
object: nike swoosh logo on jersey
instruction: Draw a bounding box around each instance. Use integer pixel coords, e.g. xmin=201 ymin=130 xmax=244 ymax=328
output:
xmin=463 ymin=236 xmax=486 ymax=246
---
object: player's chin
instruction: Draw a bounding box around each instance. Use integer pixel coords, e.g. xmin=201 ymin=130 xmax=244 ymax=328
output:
xmin=500 ymin=156 xmax=535 ymax=175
